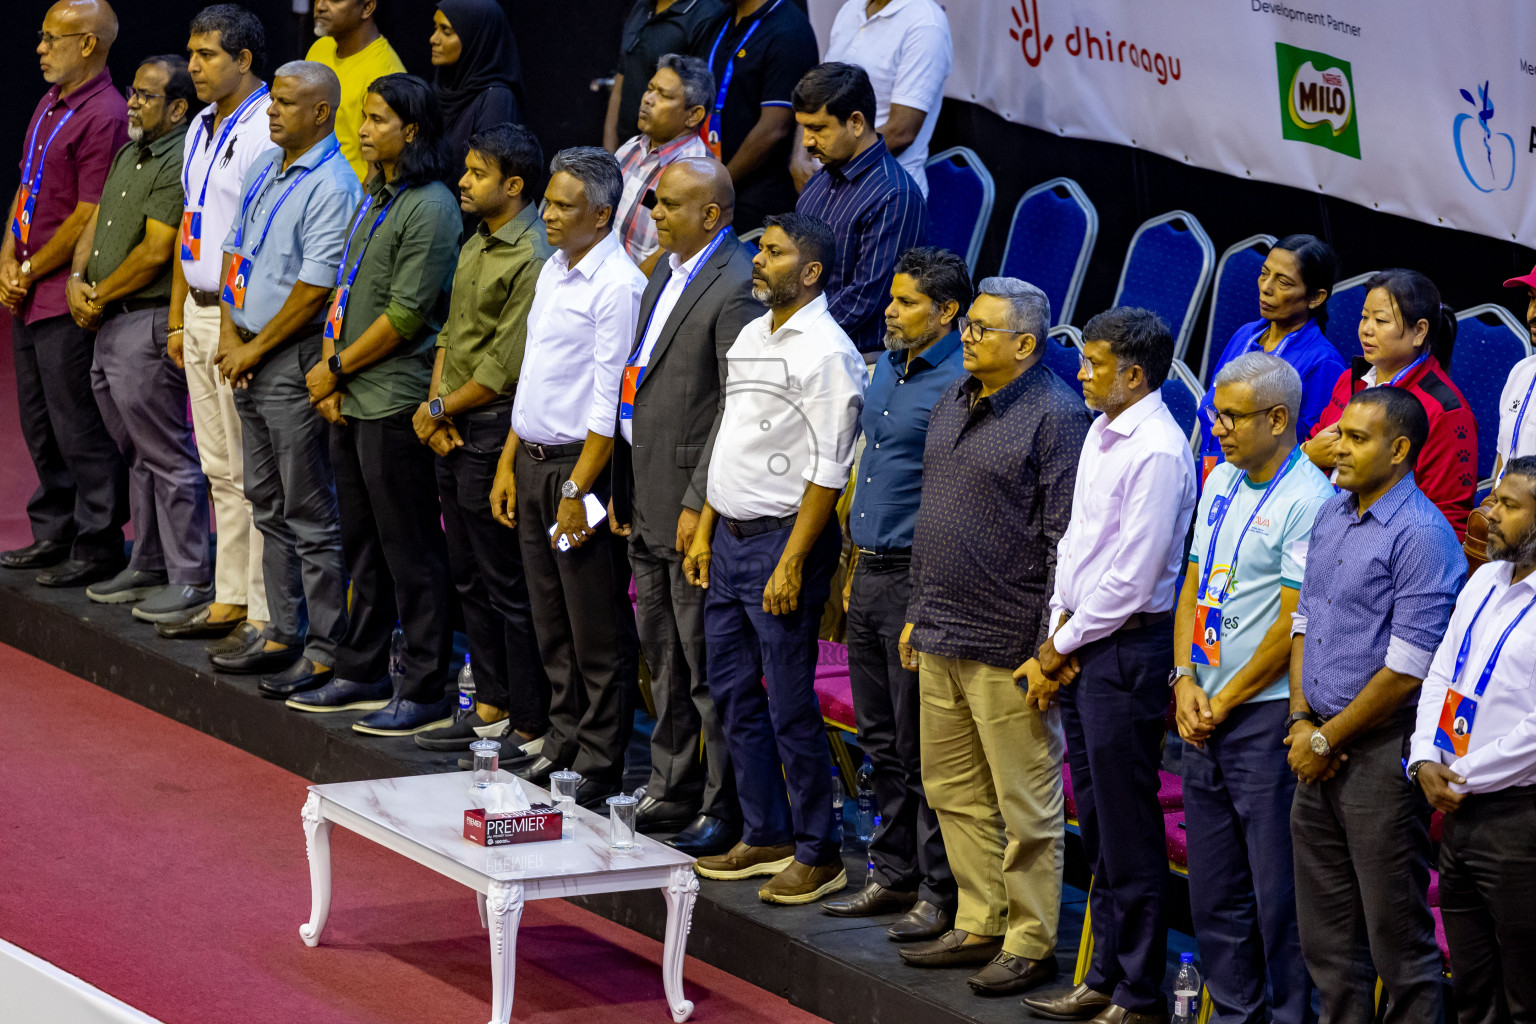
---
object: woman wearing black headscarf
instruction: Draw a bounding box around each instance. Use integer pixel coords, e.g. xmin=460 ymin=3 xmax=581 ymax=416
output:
xmin=430 ymin=0 xmax=523 ymax=173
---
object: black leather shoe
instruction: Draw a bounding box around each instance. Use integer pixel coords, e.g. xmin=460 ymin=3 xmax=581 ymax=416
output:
xmin=1 ymin=539 xmax=69 ymax=569
xmin=635 ymin=796 xmax=699 ymax=834
xmin=666 ymin=815 xmax=741 ymax=857
xmin=514 ymin=755 xmax=560 ymax=788
xmin=1024 ymin=982 xmax=1114 ymax=1020
xmin=898 ymin=929 xmax=1003 ymax=968
xmin=968 ymin=952 xmax=1058 ymax=995
xmin=1089 ymin=1005 xmax=1169 ymax=1024
xmin=209 ymin=631 xmax=300 ymax=674
xmin=258 ymin=657 xmax=333 ymax=699
xmin=37 ymin=557 xmax=125 ymax=588
xmin=155 ymin=605 xmax=247 ymax=640
xmin=822 ymin=878 xmax=920 ymax=917
xmin=576 ymin=780 xmax=621 ymax=810
xmin=204 ymin=622 xmax=262 ymax=658
xmin=887 ymin=899 xmax=953 ymax=942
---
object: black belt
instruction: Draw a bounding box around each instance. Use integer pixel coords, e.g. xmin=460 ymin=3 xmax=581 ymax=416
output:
xmin=519 ymin=439 xmax=584 ymax=461
xmin=1061 ymin=608 xmax=1173 ymax=633
xmin=857 ymin=546 xmax=911 ymax=570
xmin=234 ymin=321 xmax=322 ymax=345
xmin=188 ymin=287 xmax=220 ymax=308
xmin=102 ymin=297 xmax=163 ymax=319
xmin=724 ymin=513 xmax=797 ymax=539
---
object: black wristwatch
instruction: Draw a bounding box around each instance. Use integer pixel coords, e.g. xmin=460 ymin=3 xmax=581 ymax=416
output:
xmin=428 ymin=397 xmax=446 ymax=420
xmin=1407 ymin=759 xmax=1431 ymax=786
xmin=1284 ymin=710 xmax=1320 ymax=735
xmin=327 ymin=353 xmax=345 ymax=377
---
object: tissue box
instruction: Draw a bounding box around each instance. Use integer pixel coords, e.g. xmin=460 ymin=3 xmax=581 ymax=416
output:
xmin=463 ymin=805 xmax=563 ymax=846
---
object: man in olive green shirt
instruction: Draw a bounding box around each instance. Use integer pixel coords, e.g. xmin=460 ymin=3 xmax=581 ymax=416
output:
xmin=65 ymin=55 xmax=211 ymax=620
xmin=410 ymin=124 xmax=554 ymax=760
xmin=301 ymin=74 xmax=462 ymax=735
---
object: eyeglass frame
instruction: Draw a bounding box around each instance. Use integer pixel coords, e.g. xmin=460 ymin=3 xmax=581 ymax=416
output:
xmin=37 ymin=30 xmax=91 ymax=47
xmin=125 ymin=87 xmax=168 ymax=104
xmin=1204 ymin=404 xmax=1282 ymax=433
xmin=957 ymin=316 xmax=1027 ymax=344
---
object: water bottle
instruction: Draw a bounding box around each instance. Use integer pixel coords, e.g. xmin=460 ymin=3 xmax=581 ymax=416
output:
xmin=455 ymin=654 xmax=475 ymax=721
xmin=830 ymin=768 xmax=845 ymax=845
xmin=388 ymin=626 xmax=406 ymax=691
xmin=855 ymin=757 xmax=876 ymax=843
xmin=1173 ymin=952 xmax=1201 ymax=1024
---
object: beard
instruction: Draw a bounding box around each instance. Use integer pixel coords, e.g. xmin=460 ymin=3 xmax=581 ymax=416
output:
xmin=884 ymin=311 xmax=943 ymax=352
xmin=128 ymin=123 xmax=144 ymax=142
xmin=751 ymin=275 xmax=799 ymax=309
xmin=1487 ymin=520 xmax=1536 ymax=565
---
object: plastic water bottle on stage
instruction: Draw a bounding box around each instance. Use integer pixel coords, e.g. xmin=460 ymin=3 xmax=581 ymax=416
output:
xmin=1173 ymin=952 xmax=1201 ymax=1024
xmin=830 ymin=767 xmax=845 ymax=845
xmin=456 ymin=655 xmax=475 ymax=721
xmin=855 ymin=758 xmax=876 ymax=842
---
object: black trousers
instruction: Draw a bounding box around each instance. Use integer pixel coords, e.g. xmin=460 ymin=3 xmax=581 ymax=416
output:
xmin=515 ymin=447 xmax=638 ymax=787
xmin=1439 ymin=785 xmax=1536 ymax=1024
xmin=435 ymin=408 xmax=548 ymax=732
xmin=329 ymin=412 xmax=452 ymax=703
xmin=10 ymin=312 xmax=126 ymax=560
xmin=846 ymin=559 xmax=955 ymax=908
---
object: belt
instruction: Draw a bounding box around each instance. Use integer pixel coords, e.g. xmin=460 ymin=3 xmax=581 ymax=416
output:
xmin=519 ymin=439 xmax=584 ymax=461
xmin=1061 ymin=607 xmax=1173 ymax=634
xmin=189 ymin=287 xmax=220 ymax=308
xmin=856 ymin=546 xmax=911 ymax=570
xmin=725 ymin=513 xmax=797 ymax=539
xmin=234 ymin=321 xmax=322 ymax=345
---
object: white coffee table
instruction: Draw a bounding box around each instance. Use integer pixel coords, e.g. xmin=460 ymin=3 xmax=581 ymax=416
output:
xmin=299 ymin=772 xmax=699 ymax=1024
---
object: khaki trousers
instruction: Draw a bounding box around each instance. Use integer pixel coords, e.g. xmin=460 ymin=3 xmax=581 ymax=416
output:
xmin=182 ymin=296 xmax=267 ymax=618
xmin=918 ymin=652 xmax=1064 ymax=958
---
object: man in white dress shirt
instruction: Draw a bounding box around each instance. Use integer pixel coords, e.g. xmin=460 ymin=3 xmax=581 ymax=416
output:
xmin=1466 ymin=265 xmax=1536 ymax=569
xmin=1021 ymin=306 xmax=1197 ymax=1024
xmin=490 ymin=147 xmax=645 ymax=808
xmin=683 ymin=211 xmax=866 ymax=906
xmin=1411 ymin=455 xmax=1536 ymax=1024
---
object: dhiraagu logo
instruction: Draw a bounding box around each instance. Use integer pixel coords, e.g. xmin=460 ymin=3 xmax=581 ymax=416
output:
xmin=1276 ymin=42 xmax=1360 ymax=159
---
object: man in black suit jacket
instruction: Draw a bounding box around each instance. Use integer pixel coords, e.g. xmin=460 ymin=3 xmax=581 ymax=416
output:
xmin=611 ymin=158 xmax=761 ymax=856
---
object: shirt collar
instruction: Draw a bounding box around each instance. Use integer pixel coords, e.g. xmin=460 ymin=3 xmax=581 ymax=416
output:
xmin=644 ymin=130 xmax=704 ymax=161
xmin=278 ymin=134 xmax=339 ymax=176
xmin=651 ymin=0 xmax=699 ymax=15
xmin=138 ymin=121 xmax=189 ymax=160
xmin=960 ymin=359 xmax=1049 ymax=416
xmin=1495 ymin=560 xmax=1536 ymax=597
xmin=889 ymin=329 xmax=960 ymax=375
xmin=1351 ymin=471 xmax=1419 ymax=524
xmin=767 ymin=292 xmax=829 ymax=341
xmin=666 ymin=229 xmax=724 ymax=276
xmin=53 ymin=68 xmax=114 ymax=111
xmin=553 ymin=230 xmax=622 ymax=280
xmin=828 ymin=137 xmax=891 ymax=185
xmin=863 ymin=0 xmax=917 ymax=20
xmin=1102 ymin=387 xmax=1167 ymax=439
xmin=484 ymin=202 xmax=542 ymax=248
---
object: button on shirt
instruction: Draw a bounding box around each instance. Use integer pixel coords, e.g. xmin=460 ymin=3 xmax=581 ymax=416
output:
xmin=1411 ymin=560 xmax=1536 ymax=793
xmin=613 ymin=130 xmax=710 ymax=265
xmin=1497 ymin=353 xmax=1536 ymax=467
xmin=848 ymin=330 xmax=965 ymax=550
xmin=615 ymin=0 xmax=726 ymax=145
xmin=512 ymin=231 xmax=647 ymax=445
xmin=909 ymin=363 xmax=1091 ymax=667
xmin=824 ymin=0 xmax=953 ymax=195
xmin=221 ymin=134 xmax=363 ymax=334
xmin=1050 ymin=389 xmax=1198 ymax=654
xmin=1291 ymin=473 xmax=1465 ymax=718
xmin=619 ymin=237 xmax=715 ymax=445
xmin=438 ymin=204 xmax=553 ymax=397
xmin=180 ymin=92 xmax=274 ymax=292
xmin=706 ymin=293 xmax=867 ymax=520
xmin=86 ymin=123 xmax=188 ymax=303
xmin=795 ymin=138 xmax=927 ymax=353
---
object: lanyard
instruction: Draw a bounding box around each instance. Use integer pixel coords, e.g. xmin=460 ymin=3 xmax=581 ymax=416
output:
xmin=628 ymin=229 xmax=729 ymax=366
xmin=1383 ymin=350 xmax=1429 ymax=388
xmin=706 ymin=0 xmax=784 ymax=116
xmin=1245 ymin=321 xmax=1305 ymax=360
xmin=1450 ymin=586 xmax=1536 ymax=700
xmin=334 ymin=186 xmax=406 ymax=291
xmin=1196 ymin=448 xmax=1301 ymax=604
xmin=20 ymin=107 xmax=74 ymax=193
xmin=1498 ymin=371 xmax=1536 ymax=482
xmin=182 ymin=85 xmax=268 ymax=208
xmin=230 ymin=142 xmax=341 ymax=256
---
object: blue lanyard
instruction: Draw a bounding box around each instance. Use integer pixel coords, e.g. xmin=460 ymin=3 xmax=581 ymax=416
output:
xmin=707 ymin=0 xmax=784 ymax=115
xmin=1450 ymin=585 xmax=1536 ymax=699
xmin=628 ymin=229 xmax=730 ymax=365
xmin=1384 ymin=350 xmax=1429 ymax=388
xmin=182 ymin=85 xmax=268 ymax=208
xmin=1498 ymin=371 xmax=1536 ymax=482
xmin=20 ymin=107 xmax=74 ymax=193
xmin=1197 ymin=448 xmax=1301 ymax=603
xmin=231 ymin=142 xmax=341 ymax=256
xmin=1245 ymin=321 xmax=1304 ymax=360
xmin=334 ymin=187 xmax=406 ymax=291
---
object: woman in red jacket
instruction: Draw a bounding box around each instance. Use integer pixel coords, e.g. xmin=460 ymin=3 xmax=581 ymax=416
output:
xmin=1302 ymin=268 xmax=1477 ymax=539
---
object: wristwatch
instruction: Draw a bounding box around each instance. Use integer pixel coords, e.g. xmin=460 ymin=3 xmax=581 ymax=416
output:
xmin=427 ymin=397 xmax=446 ymax=420
xmin=1284 ymin=710 xmax=1320 ymax=734
xmin=561 ymin=479 xmax=583 ymax=500
xmin=327 ymin=353 xmax=345 ymax=377
xmin=1407 ymin=759 xmax=1430 ymax=786
xmin=1309 ymin=728 xmax=1333 ymax=757
xmin=1169 ymin=666 xmax=1195 ymax=686
xmin=19 ymin=259 xmax=32 ymax=280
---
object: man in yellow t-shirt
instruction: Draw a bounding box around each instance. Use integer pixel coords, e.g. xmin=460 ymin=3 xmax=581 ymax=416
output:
xmin=306 ymin=0 xmax=406 ymax=180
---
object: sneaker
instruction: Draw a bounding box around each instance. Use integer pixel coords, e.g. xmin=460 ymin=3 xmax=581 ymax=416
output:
xmin=415 ymin=711 xmax=511 ymax=751
xmin=286 ymin=676 xmax=392 ymax=713
xmin=131 ymin=583 xmax=214 ymax=622
xmin=758 ymin=860 xmax=848 ymax=906
xmin=86 ymin=567 xmax=167 ymax=604
xmin=351 ymin=697 xmax=455 ymax=737
xmin=694 ymin=841 xmax=796 ymax=881
xmin=457 ymin=732 xmax=544 ymax=769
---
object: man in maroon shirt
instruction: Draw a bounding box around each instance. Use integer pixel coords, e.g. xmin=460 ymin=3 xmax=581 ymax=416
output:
xmin=0 ymin=0 xmax=130 ymax=585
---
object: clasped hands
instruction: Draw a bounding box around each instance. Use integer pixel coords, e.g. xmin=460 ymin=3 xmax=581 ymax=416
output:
xmin=304 ymin=358 xmax=346 ymax=425
xmin=65 ymin=275 xmax=104 ymax=329
xmin=1013 ymin=635 xmax=1080 ymax=712
xmin=412 ymin=400 xmax=462 ymax=457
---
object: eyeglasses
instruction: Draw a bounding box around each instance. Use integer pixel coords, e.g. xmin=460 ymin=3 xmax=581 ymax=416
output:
xmin=37 ymin=30 xmax=89 ymax=47
xmin=125 ymin=88 xmax=166 ymax=104
xmin=1077 ymin=355 xmax=1130 ymax=381
xmin=1203 ymin=405 xmax=1281 ymax=432
xmin=957 ymin=317 xmax=1025 ymax=343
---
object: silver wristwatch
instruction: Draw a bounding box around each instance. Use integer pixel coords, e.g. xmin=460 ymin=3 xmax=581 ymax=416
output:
xmin=560 ymin=479 xmax=583 ymax=500
xmin=1169 ymin=666 xmax=1195 ymax=687
xmin=1309 ymin=729 xmax=1332 ymax=757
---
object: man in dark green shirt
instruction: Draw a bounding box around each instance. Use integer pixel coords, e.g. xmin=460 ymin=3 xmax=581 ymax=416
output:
xmin=301 ymin=73 xmax=462 ymax=735
xmin=409 ymin=124 xmax=555 ymax=761
xmin=65 ymin=55 xmax=212 ymax=621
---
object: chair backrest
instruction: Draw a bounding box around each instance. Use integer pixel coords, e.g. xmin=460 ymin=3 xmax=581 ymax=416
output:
xmin=737 ymin=226 xmax=763 ymax=259
xmin=1112 ymin=211 xmax=1215 ymax=363
xmin=1200 ymin=234 xmax=1276 ymax=384
xmin=1162 ymin=358 xmax=1204 ymax=449
xmin=1322 ymin=272 xmax=1375 ymax=363
xmin=1043 ymin=324 xmax=1085 ymax=398
xmin=1450 ymin=304 xmax=1534 ymax=482
xmin=1000 ymin=177 xmax=1098 ymax=327
xmin=923 ymin=146 xmax=994 ymax=274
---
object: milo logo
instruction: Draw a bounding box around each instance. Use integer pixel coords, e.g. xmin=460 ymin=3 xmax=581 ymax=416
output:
xmin=1276 ymin=42 xmax=1360 ymax=158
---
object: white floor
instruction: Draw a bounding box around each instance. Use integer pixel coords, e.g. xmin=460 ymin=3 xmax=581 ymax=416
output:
xmin=0 ymin=938 xmax=166 ymax=1024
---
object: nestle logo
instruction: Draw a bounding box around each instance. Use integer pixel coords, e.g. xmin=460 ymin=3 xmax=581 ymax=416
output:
xmin=1321 ymin=71 xmax=1342 ymax=86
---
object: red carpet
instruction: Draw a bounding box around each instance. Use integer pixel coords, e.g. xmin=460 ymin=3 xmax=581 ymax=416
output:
xmin=0 ymin=643 xmax=828 ymax=1024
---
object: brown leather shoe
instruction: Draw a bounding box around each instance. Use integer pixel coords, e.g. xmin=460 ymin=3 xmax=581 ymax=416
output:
xmin=887 ymin=899 xmax=952 ymax=942
xmin=694 ymin=841 xmax=794 ymax=880
xmin=897 ymin=929 xmax=1003 ymax=968
xmin=968 ymin=951 xmax=1058 ymax=995
xmin=821 ymin=878 xmax=919 ymax=917
xmin=1090 ymin=1004 xmax=1169 ymax=1024
xmin=758 ymin=860 xmax=847 ymax=905
xmin=1023 ymin=982 xmax=1114 ymax=1020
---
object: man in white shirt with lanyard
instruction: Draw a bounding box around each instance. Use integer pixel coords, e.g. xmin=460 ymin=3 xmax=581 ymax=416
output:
xmin=1410 ymin=454 xmax=1536 ymax=1024
xmin=161 ymin=4 xmax=272 ymax=647
xmin=1465 ymin=266 xmax=1536 ymax=570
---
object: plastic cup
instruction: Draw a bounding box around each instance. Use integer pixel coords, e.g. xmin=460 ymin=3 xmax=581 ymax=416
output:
xmin=549 ymin=770 xmax=581 ymax=834
xmin=468 ymin=739 xmax=501 ymax=788
xmin=607 ymin=793 xmax=639 ymax=850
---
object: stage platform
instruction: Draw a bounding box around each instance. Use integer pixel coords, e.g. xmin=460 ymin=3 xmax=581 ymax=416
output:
xmin=0 ymin=566 xmax=1197 ymax=1024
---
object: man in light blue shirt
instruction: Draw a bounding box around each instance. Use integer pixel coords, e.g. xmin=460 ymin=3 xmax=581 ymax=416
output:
xmin=1173 ymin=353 xmax=1332 ymax=1024
xmin=210 ymin=61 xmax=362 ymax=702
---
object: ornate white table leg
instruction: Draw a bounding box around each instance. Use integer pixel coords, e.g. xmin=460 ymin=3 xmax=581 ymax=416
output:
xmin=660 ymin=864 xmax=698 ymax=1022
xmin=299 ymin=793 xmax=335 ymax=947
xmin=485 ymin=880 xmax=524 ymax=1024
xmin=477 ymin=891 xmax=488 ymax=929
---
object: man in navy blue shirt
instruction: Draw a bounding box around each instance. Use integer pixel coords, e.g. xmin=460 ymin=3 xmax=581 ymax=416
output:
xmin=793 ymin=62 xmax=927 ymax=353
xmin=821 ymin=247 xmax=966 ymax=940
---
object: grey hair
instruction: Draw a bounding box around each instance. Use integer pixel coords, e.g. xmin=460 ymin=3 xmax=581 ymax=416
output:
xmin=550 ymin=146 xmax=623 ymax=212
xmin=273 ymin=60 xmax=341 ymax=110
xmin=656 ymin=54 xmax=716 ymax=113
xmin=976 ymin=276 xmax=1051 ymax=343
xmin=1213 ymin=351 xmax=1303 ymax=421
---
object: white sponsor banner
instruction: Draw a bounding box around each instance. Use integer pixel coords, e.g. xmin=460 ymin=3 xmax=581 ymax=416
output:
xmin=809 ymin=0 xmax=1536 ymax=245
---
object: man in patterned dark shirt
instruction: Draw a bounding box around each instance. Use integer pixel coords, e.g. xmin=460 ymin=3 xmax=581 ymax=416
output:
xmin=898 ymin=277 xmax=1089 ymax=996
